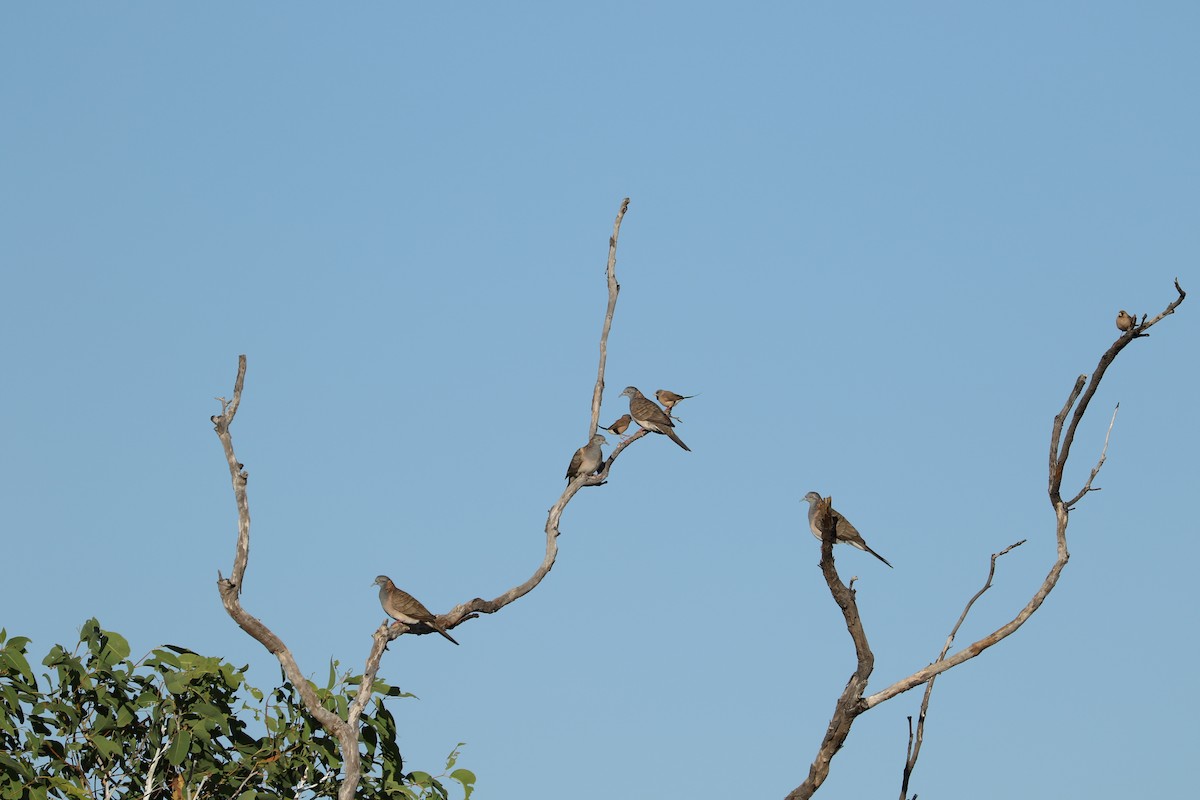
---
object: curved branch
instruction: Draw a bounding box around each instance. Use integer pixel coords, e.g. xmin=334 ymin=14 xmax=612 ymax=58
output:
xmin=788 ymin=280 xmax=1185 ymax=799
xmin=898 ymin=539 xmax=1025 ymax=799
xmin=212 ymin=356 xmax=366 ymax=800
xmin=438 ymin=197 xmax=632 ymax=628
xmin=1051 ymin=279 xmax=1185 ymax=503
xmin=866 ymin=280 xmax=1185 ymax=709
xmin=213 ymin=200 xmax=641 ymax=800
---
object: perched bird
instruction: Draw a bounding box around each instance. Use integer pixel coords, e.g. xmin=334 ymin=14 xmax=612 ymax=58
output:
xmin=373 ymin=575 xmax=459 ymax=644
xmin=655 ymin=389 xmax=696 ymax=416
xmin=602 ymin=414 xmax=633 ymax=440
xmin=1116 ymin=310 xmax=1135 ymax=332
xmin=566 ymin=433 xmax=607 ymax=482
xmin=620 ymin=386 xmax=691 ymax=452
xmin=801 ymin=492 xmax=893 ymax=568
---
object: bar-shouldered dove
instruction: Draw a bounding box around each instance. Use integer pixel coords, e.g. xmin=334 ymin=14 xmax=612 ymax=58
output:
xmin=602 ymin=414 xmax=633 ymax=440
xmin=1116 ymin=310 xmax=1135 ymax=332
xmin=373 ymin=575 xmax=459 ymax=644
xmin=655 ymin=389 xmax=696 ymax=416
xmin=566 ymin=433 xmax=607 ymax=482
xmin=801 ymin=492 xmax=892 ymax=568
xmin=620 ymin=386 xmax=691 ymax=452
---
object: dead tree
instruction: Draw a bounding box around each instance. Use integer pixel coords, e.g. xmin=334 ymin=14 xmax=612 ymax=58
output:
xmin=786 ymin=280 xmax=1186 ymax=800
xmin=211 ymin=198 xmax=654 ymax=800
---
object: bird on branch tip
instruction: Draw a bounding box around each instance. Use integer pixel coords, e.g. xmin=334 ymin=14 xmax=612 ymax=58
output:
xmin=655 ymin=389 xmax=697 ymax=419
xmin=801 ymin=492 xmax=892 ymax=568
xmin=373 ymin=576 xmax=459 ymax=644
xmin=620 ymin=386 xmax=691 ymax=452
xmin=1116 ymin=310 xmax=1135 ymax=332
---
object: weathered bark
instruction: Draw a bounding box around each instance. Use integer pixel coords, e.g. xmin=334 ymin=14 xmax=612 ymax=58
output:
xmin=787 ymin=279 xmax=1186 ymax=799
xmin=213 ymin=199 xmax=648 ymax=800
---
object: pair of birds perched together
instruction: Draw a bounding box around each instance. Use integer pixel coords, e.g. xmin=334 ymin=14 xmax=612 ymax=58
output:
xmin=565 ymin=386 xmax=695 ymax=482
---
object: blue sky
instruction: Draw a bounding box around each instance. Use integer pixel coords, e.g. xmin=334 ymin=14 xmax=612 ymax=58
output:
xmin=2 ymin=3 xmax=1197 ymax=798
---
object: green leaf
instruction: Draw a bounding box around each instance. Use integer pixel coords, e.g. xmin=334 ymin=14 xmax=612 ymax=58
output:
xmin=147 ymin=649 xmax=182 ymax=669
xmin=115 ymin=704 xmax=135 ymax=727
xmin=371 ymin=679 xmax=416 ymax=699
xmin=97 ymin=629 xmax=131 ymax=665
xmin=166 ymin=729 xmax=193 ymax=766
xmin=41 ymin=644 xmax=66 ymax=668
xmin=6 ymin=636 xmax=29 ymax=649
xmin=163 ymin=670 xmax=190 ymax=694
xmin=450 ymin=768 xmax=477 ymax=799
xmin=44 ymin=775 xmax=92 ymax=800
xmin=192 ymin=702 xmax=227 ymax=724
xmin=91 ymin=734 xmax=122 ymax=760
xmin=408 ymin=771 xmax=433 ymax=786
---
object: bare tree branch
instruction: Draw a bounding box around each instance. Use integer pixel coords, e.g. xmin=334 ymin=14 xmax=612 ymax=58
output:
xmin=1064 ymin=404 xmax=1119 ymax=509
xmin=440 ymin=197 xmax=634 ymax=626
xmin=898 ymin=539 xmax=1025 ymax=800
xmin=785 ymin=497 xmax=873 ymax=800
xmin=788 ymin=280 xmax=1186 ymax=799
xmin=213 ymin=355 xmax=384 ymax=800
xmin=865 ymin=279 xmax=1186 ymax=709
xmin=588 ymin=197 xmax=628 ymax=436
xmin=1051 ymin=279 xmax=1185 ymax=503
xmin=213 ymin=199 xmax=640 ymax=800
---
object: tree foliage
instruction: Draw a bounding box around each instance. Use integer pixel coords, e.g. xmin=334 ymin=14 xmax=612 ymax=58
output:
xmin=0 ymin=620 xmax=474 ymax=800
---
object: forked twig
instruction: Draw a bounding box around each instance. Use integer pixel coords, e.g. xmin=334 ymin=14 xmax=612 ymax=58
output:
xmin=786 ymin=280 xmax=1185 ymax=800
xmin=899 ymin=540 xmax=1025 ymax=799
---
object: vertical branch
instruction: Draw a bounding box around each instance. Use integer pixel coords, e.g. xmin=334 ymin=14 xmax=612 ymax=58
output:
xmin=212 ymin=356 xmax=375 ymax=800
xmin=210 ymin=356 xmax=249 ymax=592
xmin=786 ymin=497 xmax=874 ymax=800
xmin=442 ymin=198 xmax=634 ymax=625
xmin=587 ymin=197 xmax=628 ymax=437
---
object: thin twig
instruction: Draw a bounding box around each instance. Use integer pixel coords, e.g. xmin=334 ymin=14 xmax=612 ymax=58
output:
xmin=1052 ymin=280 xmax=1185 ymax=503
xmin=898 ymin=540 xmax=1025 ymax=799
xmin=1064 ymin=404 xmax=1119 ymax=509
xmin=863 ymin=280 xmax=1186 ymax=710
xmin=786 ymin=280 xmax=1186 ymax=800
xmin=441 ymin=198 xmax=633 ymax=625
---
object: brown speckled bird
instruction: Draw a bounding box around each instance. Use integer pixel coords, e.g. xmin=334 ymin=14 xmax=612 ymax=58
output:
xmin=655 ymin=389 xmax=696 ymax=416
xmin=620 ymin=386 xmax=690 ymax=452
xmin=602 ymin=414 xmax=633 ymax=440
xmin=1116 ymin=310 xmax=1135 ymax=332
xmin=566 ymin=433 xmax=606 ymax=482
xmin=373 ymin=576 xmax=459 ymax=644
xmin=802 ymin=492 xmax=892 ymax=568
